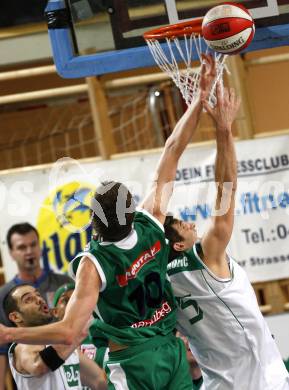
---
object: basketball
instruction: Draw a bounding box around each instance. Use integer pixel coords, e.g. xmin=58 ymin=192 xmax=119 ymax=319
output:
xmin=202 ymin=2 xmax=255 ymax=54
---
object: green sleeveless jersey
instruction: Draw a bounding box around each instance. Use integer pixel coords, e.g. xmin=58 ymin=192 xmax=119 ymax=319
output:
xmin=70 ymin=210 xmax=176 ymax=346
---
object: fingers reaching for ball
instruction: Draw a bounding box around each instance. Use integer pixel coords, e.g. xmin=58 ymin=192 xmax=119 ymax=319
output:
xmin=203 ymin=82 xmax=241 ymax=131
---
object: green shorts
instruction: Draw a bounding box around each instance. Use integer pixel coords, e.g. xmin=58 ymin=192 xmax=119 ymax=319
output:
xmin=105 ymin=334 xmax=192 ymax=390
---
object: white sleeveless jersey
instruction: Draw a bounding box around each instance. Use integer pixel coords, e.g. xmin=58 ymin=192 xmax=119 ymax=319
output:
xmin=167 ymin=243 xmax=289 ymax=390
xmin=8 ymin=344 xmax=82 ymax=390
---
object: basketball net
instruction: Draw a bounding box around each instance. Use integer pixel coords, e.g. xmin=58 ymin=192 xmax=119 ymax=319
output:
xmin=144 ymin=23 xmax=228 ymax=107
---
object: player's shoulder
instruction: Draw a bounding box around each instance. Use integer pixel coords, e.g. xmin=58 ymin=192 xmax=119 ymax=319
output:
xmin=9 ymin=343 xmax=45 ymax=366
xmin=69 ymin=239 xmax=100 ymax=274
xmin=8 ymin=343 xmax=19 ymax=367
xmin=8 ymin=342 xmax=17 ymax=355
xmin=83 ymin=237 xmax=99 ymax=253
xmin=134 ymin=208 xmax=164 ymax=232
xmin=14 ymin=343 xmax=43 ymax=355
xmin=167 ymin=244 xmax=205 ymax=275
xmin=185 ymin=242 xmax=205 ymax=267
xmin=69 ymin=240 xmax=109 ymax=291
xmin=227 ymin=255 xmax=247 ymax=278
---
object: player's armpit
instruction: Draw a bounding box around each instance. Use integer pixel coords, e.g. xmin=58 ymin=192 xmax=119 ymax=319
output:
xmin=200 ymin=184 xmax=236 ymax=278
xmin=200 ymin=227 xmax=231 ymax=279
xmin=14 ymin=344 xmax=49 ymax=376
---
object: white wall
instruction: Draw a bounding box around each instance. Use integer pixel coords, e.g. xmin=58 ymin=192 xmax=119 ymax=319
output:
xmin=266 ymin=313 xmax=289 ymax=360
xmin=0 ymin=22 xmax=113 ymax=66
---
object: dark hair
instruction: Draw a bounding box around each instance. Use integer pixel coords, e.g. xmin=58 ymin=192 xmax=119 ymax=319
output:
xmin=91 ymin=181 xmax=135 ymax=242
xmin=164 ymin=215 xmax=184 ymax=261
xmin=7 ymin=223 xmax=39 ymax=250
xmin=3 ymin=284 xmax=30 ymax=326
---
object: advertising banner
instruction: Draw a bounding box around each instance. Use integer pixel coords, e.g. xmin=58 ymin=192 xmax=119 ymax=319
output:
xmin=1 ymin=134 xmax=289 ymax=283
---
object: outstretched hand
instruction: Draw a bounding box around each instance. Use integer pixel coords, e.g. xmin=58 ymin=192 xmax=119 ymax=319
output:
xmin=199 ymin=54 xmax=217 ymax=102
xmin=203 ymin=82 xmax=241 ymax=131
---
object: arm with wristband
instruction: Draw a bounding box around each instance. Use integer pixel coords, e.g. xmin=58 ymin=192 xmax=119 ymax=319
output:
xmin=11 ymin=317 xmax=89 ymax=376
xmin=13 ymin=343 xmax=78 ymax=376
xmin=0 ymin=259 xmax=98 ymax=346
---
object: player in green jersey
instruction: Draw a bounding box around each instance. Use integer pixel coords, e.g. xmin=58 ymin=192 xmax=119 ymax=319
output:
xmin=0 ymin=55 xmax=216 ymax=389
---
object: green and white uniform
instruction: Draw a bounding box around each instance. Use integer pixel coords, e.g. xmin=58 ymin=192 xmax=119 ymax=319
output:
xmin=167 ymin=243 xmax=289 ymax=390
xmin=8 ymin=344 xmax=81 ymax=390
xmin=70 ymin=209 xmax=192 ymax=389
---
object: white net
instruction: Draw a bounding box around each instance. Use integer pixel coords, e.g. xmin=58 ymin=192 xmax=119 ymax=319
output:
xmin=0 ymin=83 xmax=181 ymax=170
xmin=108 ymin=88 xmax=164 ymax=153
xmin=145 ymin=34 xmax=228 ymax=106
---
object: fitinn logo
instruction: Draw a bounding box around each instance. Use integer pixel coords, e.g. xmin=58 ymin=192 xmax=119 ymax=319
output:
xmin=117 ymin=241 xmax=161 ymax=287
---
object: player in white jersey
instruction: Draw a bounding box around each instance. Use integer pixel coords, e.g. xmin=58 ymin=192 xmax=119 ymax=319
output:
xmin=3 ymin=284 xmax=107 ymax=390
xmin=164 ymin=84 xmax=289 ymax=390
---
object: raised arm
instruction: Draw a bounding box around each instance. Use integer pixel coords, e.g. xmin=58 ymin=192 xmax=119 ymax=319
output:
xmin=201 ymin=84 xmax=240 ymax=278
xmin=141 ymin=55 xmax=216 ymax=224
xmin=1 ymin=258 xmax=100 ymax=346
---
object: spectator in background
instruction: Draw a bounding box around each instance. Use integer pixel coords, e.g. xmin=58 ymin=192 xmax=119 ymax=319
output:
xmin=0 ymin=222 xmax=73 ymax=390
xmin=4 ymin=284 xmax=106 ymax=390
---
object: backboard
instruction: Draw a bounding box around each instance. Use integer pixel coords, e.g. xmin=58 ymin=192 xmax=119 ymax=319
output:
xmin=45 ymin=0 xmax=289 ymax=78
